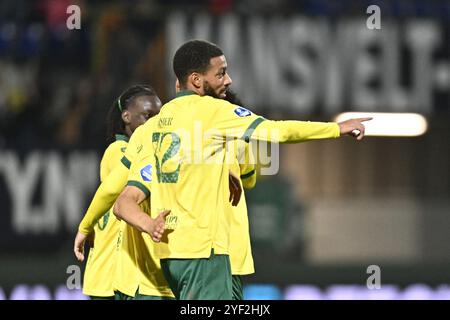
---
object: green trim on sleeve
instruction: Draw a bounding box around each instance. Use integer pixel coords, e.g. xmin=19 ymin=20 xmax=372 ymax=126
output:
xmin=121 ymin=156 xmax=131 ymax=169
xmin=242 ymin=117 xmax=266 ymax=142
xmin=127 ymin=180 xmax=151 ymax=198
xmin=240 ymin=170 xmax=255 ymax=180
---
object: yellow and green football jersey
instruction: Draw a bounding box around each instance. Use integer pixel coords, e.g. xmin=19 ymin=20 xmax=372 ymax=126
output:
xmin=125 ymin=130 xmax=256 ymax=275
xmin=127 ymin=91 xmax=339 ymax=260
xmin=83 ymin=134 xmax=128 ymax=297
xmin=81 ymin=91 xmax=340 ymax=267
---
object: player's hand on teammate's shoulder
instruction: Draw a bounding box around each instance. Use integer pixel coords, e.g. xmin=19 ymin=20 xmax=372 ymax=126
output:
xmin=338 ymin=117 xmax=372 ymax=141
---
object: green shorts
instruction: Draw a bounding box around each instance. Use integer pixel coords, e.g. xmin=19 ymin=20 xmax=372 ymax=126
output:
xmin=114 ymin=290 xmax=175 ymax=300
xmin=232 ymin=275 xmax=244 ymax=300
xmin=160 ymin=250 xmax=232 ymax=300
xmin=114 ymin=291 xmax=133 ymax=300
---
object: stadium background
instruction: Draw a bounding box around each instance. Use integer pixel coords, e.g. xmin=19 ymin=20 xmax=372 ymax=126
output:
xmin=0 ymin=0 xmax=449 ymax=300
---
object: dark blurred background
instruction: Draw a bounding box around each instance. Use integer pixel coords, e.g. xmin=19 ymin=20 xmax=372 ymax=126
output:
xmin=0 ymin=0 xmax=449 ymax=300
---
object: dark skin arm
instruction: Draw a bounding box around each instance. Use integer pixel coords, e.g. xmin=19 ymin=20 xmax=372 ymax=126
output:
xmin=114 ymin=186 xmax=170 ymax=242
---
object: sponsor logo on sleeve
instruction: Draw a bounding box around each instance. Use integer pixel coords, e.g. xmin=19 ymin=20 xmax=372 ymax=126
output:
xmin=234 ymin=107 xmax=252 ymax=117
xmin=140 ymin=164 xmax=152 ymax=182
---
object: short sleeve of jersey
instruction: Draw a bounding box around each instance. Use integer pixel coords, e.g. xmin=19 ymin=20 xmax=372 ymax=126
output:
xmin=126 ymin=142 xmax=154 ymax=199
xmin=211 ymin=101 xmax=266 ymax=142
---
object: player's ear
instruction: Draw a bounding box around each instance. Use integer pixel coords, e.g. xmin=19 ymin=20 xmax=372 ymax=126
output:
xmin=121 ymin=110 xmax=131 ymax=125
xmin=190 ymin=72 xmax=202 ymax=89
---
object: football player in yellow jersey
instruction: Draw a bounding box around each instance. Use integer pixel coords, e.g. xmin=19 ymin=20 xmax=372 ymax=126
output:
xmin=74 ymin=86 xmax=250 ymax=300
xmin=112 ymin=40 xmax=371 ymax=300
xmin=78 ymin=85 xmax=162 ymax=299
xmin=115 ymin=87 xmax=256 ymax=300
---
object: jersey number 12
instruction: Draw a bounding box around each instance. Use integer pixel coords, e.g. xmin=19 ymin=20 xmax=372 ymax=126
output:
xmin=152 ymin=132 xmax=181 ymax=183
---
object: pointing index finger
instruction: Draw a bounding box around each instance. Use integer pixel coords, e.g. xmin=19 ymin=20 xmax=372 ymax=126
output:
xmin=357 ymin=117 xmax=373 ymax=122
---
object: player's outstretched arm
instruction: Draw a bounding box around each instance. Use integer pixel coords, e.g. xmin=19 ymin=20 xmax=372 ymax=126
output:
xmin=251 ymin=117 xmax=372 ymax=143
xmin=114 ymin=186 xmax=170 ymax=242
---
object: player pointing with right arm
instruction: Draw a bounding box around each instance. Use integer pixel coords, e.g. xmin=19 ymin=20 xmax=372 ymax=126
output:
xmin=112 ymin=40 xmax=371 ymax=300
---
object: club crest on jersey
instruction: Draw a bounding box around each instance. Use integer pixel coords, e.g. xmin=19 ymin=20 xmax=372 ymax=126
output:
xmin=140 ymin=164 xmax=152 ymax=182
xmin=234 ymin=107 xmax=251 ymax=117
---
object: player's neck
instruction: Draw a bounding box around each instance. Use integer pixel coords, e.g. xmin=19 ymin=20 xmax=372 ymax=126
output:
xmin=183 ymin=83 xmax=203 ymax=96
xmin=124 ymin=127 xmax=132 ymax=138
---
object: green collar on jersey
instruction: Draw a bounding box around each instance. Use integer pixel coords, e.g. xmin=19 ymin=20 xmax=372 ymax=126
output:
xmin=115 ymin=134 xmax=129 ymax=142
xmin=175 ymin=90 xmax=197 ymax=98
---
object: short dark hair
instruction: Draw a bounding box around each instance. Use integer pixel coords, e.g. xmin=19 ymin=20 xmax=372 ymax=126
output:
xmin=106 ymin=84 xmax=157 ymax=143
xmin=173 ymin=40 xmax=224 ymax=85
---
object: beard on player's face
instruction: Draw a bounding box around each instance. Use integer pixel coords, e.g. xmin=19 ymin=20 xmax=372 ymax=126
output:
xmin=222 ymin=89 xmax=243 ymax=105
xmin=203 ymin=80 xmax=227 ymax=99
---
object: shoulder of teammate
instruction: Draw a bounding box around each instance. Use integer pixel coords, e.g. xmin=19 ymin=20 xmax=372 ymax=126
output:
xmin=102 ymin=140 xmax=128 ymax=163
xmin=100 ymin=139 xmax=128 ymax=181
xmin=121 ymin=117 xmax=157 ymax=169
